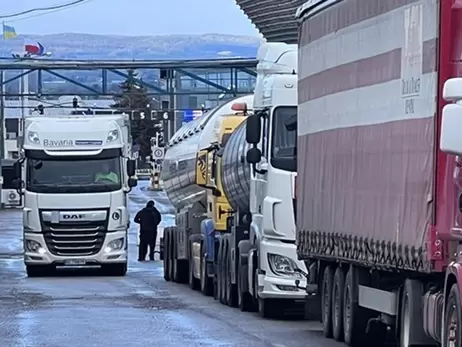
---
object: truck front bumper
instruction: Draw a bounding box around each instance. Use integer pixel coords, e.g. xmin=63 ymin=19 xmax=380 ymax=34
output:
xmin=24 ymin=230 xmax=127 ymax=266
xmin=257 ymin=238 xmax=307 ymax=300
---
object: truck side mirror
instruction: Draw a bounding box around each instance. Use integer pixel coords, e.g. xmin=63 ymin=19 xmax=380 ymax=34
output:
xmin=246 ymin=114 xmax=261 ymax=144
xmin=246 ymin=147 xmax=261 ymax=164
xmin=440 ymin=78 xmax=462 ymax=156
xmin=127 ymin=159 xmax=136 ymax=177
xmin=128 ymin=177 xmax=138 ymax=188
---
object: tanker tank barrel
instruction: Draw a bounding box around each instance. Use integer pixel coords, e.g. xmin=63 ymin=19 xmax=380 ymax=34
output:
xmin=160 ymin=94 xmax=254 ymax=210
xmin=220 ymin=119 xmax=251 ymax=214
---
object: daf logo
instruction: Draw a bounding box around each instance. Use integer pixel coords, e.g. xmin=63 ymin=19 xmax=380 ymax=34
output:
xmin=62 ymin=214 xmax=84 ymax=219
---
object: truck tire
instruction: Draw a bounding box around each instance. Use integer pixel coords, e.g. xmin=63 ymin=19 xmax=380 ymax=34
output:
xmin=400 ymin=279 xmax=435 ymax=347
xmin=322 ymin=265 xmax=334 ymax=338
xmin=332 ymin=266 xmax=345 ymax=341
xmin=258 ymin=297 xmax=281 ymax=319
xmin=445 ymin=283 xmax=461 ymax=347
xmin=216 ymin=238 xmax=223 ymax=302
xmin=173 ymin=259 xmax=188 ymax=283
xmin=26 ymin=265 xmax=54 ymax=277
xmin=200 ymin=244 xmax=213 ymax=296
xmin=221 ymin=240 xmax=229 ymax=305
xmin=171 ymin=233 xmax=188 ymax=283
xmin=238 ymin=254 xmax=254 ymax=312
xmin=103 ymin=263 xmax=127 ymax=276
xmin=343 ymin=266 xmax=369 ymax=346
xmin=225 ymin=242 xmax=237 ymax=307
xmin=168 ymin=233 xmax=174 ymax=280
xmin=218 ymin=239 xmax=227 ymax=304
xmin=163 ymin=229 xmax=171 ymax=281
xmin=188 ymin=245 xmax=200 ymax=290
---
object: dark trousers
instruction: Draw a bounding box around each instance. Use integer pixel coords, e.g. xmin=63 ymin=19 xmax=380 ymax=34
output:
xmin=138 ymin=230 xmax=157 ymax=260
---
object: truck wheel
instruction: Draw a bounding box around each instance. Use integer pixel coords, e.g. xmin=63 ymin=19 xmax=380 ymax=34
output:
xmin=332 ymin=266 xmax=345 ymax=341
xmin=258 ymin=298 xmax=280 ymax=319
xmin=400 ymin=279 xmax=435 ymax=347
xmin=26 ymin=265 xmax=54 ymax=277
xmin=188 ymin=246 xmax=200 ymax=290
xmin=238 ymin=255 xmax=254 ymax=312
xmin=343 ymin=266 xmax=369 ymax=346
xmin=175 ymin=259 xmax=188 ymax=283
xmin=163 ymin=230 xmax=171 ymax=281
xmin=445 ymin=284 xmax=461 ymax=347
xmin=171 ymin=241 xmax=188 ymax=283
xmin=322 ymin=265 xmax=334 ymax=338
xmin=225 ymin=244 xmax=237 ymax=307
xmin=217 ymin=238 xmax=224 ymax=303
xmin=103 ymin=263 xmax=127 ymax=276
xmin=221 ymin=241 xmax=229 ymax=305
xmin=200 ymin=245 xmax=213 ymax=296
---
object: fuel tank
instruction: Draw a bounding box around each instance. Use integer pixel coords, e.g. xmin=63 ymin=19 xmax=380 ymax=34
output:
xmin=221 ymin=119 xmax=251 ymax=214
xmin=161 ymin=95 xmax=254 ymax=210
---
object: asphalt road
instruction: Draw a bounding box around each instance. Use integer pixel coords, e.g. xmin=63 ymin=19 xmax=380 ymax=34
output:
xmin=0 ymin=181 xmax=343 ymax=347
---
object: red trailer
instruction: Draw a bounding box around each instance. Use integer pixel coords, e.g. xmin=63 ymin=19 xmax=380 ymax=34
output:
xmin=295 ymin=0 xmax=462 ymax=346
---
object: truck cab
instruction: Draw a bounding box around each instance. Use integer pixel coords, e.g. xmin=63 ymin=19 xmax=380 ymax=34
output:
xmin=244 ymin=43 xmax=308 ymax=315
xmin=14 ymin=114 xmax=137 ymax=277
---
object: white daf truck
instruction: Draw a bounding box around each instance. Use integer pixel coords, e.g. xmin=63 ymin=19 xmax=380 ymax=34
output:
xmin=13 ymin=114 xmax=137 ymax=277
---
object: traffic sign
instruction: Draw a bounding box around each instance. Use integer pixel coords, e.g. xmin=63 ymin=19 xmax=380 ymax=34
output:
xmin=152 ymin=147 xmax=165 ymax=160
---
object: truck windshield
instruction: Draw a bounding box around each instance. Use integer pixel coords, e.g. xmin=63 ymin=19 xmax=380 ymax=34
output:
xmin=271 ymin=106 xmax=297 ymax=172
xmin=26 ymin=157 xmax=122 ymax=194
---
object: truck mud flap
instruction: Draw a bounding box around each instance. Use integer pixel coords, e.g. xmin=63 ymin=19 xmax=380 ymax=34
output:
xmin=238 ymin=240 xmax=252 ymax=292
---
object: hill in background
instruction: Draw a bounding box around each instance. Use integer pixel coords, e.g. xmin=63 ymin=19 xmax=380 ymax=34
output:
xmin=0 ymin=33 xmax=261 ymax=60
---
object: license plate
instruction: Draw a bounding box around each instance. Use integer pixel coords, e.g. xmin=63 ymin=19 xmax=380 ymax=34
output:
xmin=64 ymin=259 xmax=86 ymax=266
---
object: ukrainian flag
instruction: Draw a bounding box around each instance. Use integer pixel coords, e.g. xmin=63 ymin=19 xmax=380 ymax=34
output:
xmin=3 ymin=24 xmax=17 ymax=39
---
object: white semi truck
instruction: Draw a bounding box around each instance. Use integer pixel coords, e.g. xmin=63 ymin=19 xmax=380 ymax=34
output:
xmin=13 ymin=114 xmax=137 ymax=277
xmin=160 ymin=43 xmax=309 ymax=318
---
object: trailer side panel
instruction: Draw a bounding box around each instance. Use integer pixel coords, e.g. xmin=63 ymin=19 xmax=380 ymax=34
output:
xmin=297 ymin=0 xmax=438 ymax=272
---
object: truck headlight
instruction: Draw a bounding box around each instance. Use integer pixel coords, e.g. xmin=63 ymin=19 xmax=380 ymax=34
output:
xmin=27 ymin=131 xmax=40 ymax=144
xmin=106 ymin=129 xmax=119 ymax=142
xmin=104 ymin=238 xmax=124 ymax=252
xmin=25 ymin=240 xmax=46 ymax=254
xmin=267 ymin=253 xmax=302 ymax=278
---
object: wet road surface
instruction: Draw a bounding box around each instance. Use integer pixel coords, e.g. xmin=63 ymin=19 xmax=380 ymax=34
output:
xmin=0 ymin=181 xmax=342 ymax=347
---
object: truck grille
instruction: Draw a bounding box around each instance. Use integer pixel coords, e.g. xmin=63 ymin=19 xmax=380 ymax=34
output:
xmin=40 ymin=210 xmax=108 ymax=256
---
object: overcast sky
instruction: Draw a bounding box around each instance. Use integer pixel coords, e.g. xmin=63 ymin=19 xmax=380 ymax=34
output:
xmin=3 ymin=0 xmax=260 ymax=36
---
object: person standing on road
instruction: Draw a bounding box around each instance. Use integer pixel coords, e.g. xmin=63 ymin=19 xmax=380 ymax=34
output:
xmin=134 ymin=200 xmax=162 ymax=261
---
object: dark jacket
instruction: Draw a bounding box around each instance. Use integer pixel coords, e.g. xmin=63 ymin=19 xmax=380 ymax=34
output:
xmin=134 ymin=206 xmax=161 ymax=233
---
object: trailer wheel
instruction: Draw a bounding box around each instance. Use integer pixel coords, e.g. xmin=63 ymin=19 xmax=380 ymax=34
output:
xmin=343 ymin=266 xmax=369 ymax=346
xmin=238 ymin=254 xmax=254 ymax=312
xmin=221 ymin=240 xmax=229 ymax=305
xmin=200 ymin=244 xmax=213 ymax=296
xmin=225 ymin=243 xmax=237 ymax=307
xmin=163 ymin=229 xmax=171 ymax=281
xmin=444 ymin=284 xmax=461 ymax=347
xmin=172 ymin=244 xmax=187 ymax=283
xmin=217 ymin=238 xmax=224 ymax=303
xmin=188 ymin=245 xmax=200 ymax=290
xmin=322 ymin=265 xmax=334 ymax=338
xmin=332 ymin=266 xmax=345 ymax=341
xmin=400 ymin=279 xmax=435 ymax=347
